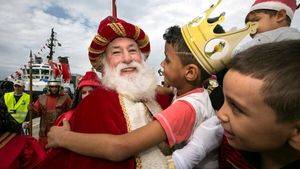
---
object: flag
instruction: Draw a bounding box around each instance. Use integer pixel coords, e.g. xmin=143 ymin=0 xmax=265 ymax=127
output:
xmin=58 ymin=56 xmax=71 ymax=83
xmin=49 ymin=60 xmax=62 ymax=78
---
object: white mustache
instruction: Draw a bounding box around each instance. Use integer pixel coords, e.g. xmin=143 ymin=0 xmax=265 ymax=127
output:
xmin=115 ymin=61 xmax=141 ymax=74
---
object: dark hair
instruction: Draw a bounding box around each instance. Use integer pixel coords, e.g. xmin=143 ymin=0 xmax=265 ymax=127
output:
xmin=163 ymin=25 xmax=210 ymax=85
xmin=70 ymin=89 xmax=82 ymax=109
xmin=246 ymin=9 xmax=291 ymax=26
xmin=0 ymin=81 xmax=14 ymax=97
xmin=231 ymin=40 xmax=300 ymax=122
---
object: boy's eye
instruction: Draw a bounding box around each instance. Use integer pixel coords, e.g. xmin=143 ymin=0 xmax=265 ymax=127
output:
xmin=251 ymin=16 xmax=260 ymax=22
xmin=228 ymin=100 xmax=243 ymax=114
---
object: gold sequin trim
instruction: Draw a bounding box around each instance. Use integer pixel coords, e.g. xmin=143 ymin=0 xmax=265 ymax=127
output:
xmin=109 ymin=23 xmax=126 ymax=37
xmin=137 ymin=35 xmax=149 ymax=49
xmin=135 ymin=156 xmax=143 ymax=169
xmin=118 ymin=95 xmax=142 ymax=169
xmin=94 ymin=34 xmax=109 ymax=46
xmin=167 ymin=156 xmax=175 ymax=169
xmin=88 ymin=47 xmax=104 ymax=54
xmin=133 ymin=26 xmax=141 ymax=40
xmin=118 ymin=95 xmax=131 ymax=132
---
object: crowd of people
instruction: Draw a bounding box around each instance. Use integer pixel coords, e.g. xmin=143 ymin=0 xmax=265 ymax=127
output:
xmin=0 ymin=0 xmax=300 ymax=168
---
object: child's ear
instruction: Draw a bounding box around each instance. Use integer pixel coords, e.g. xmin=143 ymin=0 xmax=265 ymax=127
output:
xmin=289 ymin=124 xmax=300 ymax=151
xmin=276 ymin=9 xmax=288 ymax=23
xmin=185 ymin=64 xmax=199 ymax=82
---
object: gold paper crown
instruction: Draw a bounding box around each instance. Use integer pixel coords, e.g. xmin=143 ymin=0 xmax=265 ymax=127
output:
xmin=181 ymin=0 xmax=258 ymax=74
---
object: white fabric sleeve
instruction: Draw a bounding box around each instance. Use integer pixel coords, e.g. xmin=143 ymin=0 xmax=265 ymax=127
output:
xmin=172 ymin=116 xmax=223 ymax=169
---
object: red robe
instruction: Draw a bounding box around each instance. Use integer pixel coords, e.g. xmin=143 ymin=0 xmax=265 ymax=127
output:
xmin=219 ymin=136 xmax=256 ymax=169
xmin=0 ymin=134 xmax=46 ymax=169
xmin=39 ymin=86 xmax=171 ymax=169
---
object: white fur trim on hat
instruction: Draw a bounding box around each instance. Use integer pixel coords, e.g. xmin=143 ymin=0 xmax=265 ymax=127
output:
xmin=250 ymin=1 xmax=294 ymax=19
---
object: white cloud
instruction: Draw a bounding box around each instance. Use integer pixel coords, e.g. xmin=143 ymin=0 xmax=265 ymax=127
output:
xmin=0 ymin=0 xmax=299 ymax=80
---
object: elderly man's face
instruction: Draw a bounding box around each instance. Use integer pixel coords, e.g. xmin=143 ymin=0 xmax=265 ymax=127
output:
xmin=105 ymin=37 xmax=143 ymax=76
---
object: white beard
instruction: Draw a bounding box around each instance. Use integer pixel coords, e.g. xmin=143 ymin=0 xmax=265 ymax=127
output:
xmin=102 ymin=60 xmax=158 ymax=101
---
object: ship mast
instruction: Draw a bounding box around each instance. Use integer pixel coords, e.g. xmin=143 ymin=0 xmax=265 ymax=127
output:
xmin=28 ymin=50 xmax=33 ymax=136
xmin=46 ymin=28 xmax=61 ymax=61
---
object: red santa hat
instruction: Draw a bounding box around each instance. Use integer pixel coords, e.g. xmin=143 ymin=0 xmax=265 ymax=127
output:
xmin=249 ymin=0 xmax=297 ymax=19
xmin=77 ymin=71 xmax=101 ymax=89
xmin=88 ymin=16 xmax=150 ymax=71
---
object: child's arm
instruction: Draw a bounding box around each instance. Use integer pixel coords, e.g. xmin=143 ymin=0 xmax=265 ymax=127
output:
xmin=172 ymin=116 xmax=223 ymax=169
xmin=47 ymin=100 xmax=195 ymax=161
xmin=47 ymin=119 xmax=166 ymax=161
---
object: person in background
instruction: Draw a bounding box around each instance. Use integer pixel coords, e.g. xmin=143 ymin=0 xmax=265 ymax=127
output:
xmin=54 ymin=71 xmax=101 ymax=125
xmin=237 ymin=0 xmax=300 ymax=52
xmin=63 ymin=87 xmax=73 ymax=100
xmin=30 ymin=77 xmax=72 ymax=147
xmin=0 ymin=80 xmax=30 ymax=129
xmin=0 ymin=80 xmax=14 ymax=98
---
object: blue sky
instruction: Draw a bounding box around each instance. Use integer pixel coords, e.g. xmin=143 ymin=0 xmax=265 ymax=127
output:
xmin=0 ymin=0 xmax=299 ymax=80
xmin=44 ymin=4 xmax=71 ymax=20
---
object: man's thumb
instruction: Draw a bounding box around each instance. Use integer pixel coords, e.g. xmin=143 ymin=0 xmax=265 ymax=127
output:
xmin=62 ymin=118 xmax=70 ymax=128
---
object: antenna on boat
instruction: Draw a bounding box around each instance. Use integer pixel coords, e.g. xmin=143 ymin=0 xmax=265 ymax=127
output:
xmin=112 ymin=0 xmax=117 ymax=18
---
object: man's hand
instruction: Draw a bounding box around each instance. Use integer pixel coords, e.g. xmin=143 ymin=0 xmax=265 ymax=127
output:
xmin=46 ymin=119 xmax=71 ymax=148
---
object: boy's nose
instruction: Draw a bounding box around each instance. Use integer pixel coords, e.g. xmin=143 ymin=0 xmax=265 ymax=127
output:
xmin=216 ymin=104 xmax=229 ymax=123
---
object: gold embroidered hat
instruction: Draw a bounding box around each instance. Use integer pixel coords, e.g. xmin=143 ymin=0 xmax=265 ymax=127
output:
xmin=88 ymin=16 xmax=150 ymax=71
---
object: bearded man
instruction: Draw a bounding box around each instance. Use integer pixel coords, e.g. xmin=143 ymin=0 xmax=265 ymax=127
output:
xmin=39 ymin=16 xmax=171 ymax=169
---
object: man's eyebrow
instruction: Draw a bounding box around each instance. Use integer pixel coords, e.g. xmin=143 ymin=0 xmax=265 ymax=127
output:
xmin=128 ymin=43 xmax=138 ymax=48
xmin=111 ymin=46 xmax=121 ymax=49
xmin=225 ymin=95 xmax=248 ymax=112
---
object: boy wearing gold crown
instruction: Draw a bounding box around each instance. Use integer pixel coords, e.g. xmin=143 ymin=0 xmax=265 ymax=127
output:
xmin=237 ymin=0 xmax=300 ymax=52
xmin=175 ymin=40 xmax=300 ymax=169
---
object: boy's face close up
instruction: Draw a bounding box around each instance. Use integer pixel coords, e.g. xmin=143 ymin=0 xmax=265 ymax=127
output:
xmin=160 ymin=43 xmax=185 ymax=89
xmin=217 ymin=70 xmax=295 ymax=152
xmin=247 ymin=11 xmax=279 ymax=37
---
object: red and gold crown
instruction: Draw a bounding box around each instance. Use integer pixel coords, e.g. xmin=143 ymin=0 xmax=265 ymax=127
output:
xmin=88 ymin=16 xmax=150 ymax=71
xmin=181 ymin=0 xmax=258 ymax=74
